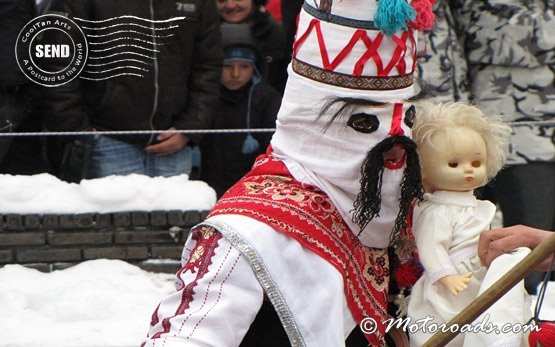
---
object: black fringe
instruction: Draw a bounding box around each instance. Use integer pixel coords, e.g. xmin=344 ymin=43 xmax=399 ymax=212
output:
xmin=353 ymin=136 xmax=424 ymax=245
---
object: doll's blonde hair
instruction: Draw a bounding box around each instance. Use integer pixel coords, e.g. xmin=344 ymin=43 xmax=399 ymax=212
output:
xmin=412 ymin=102 xmax=512 ymax=180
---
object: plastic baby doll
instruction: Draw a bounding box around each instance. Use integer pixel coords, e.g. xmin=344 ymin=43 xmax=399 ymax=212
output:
xmin=407 ymin=102 xmax=531 ymax=347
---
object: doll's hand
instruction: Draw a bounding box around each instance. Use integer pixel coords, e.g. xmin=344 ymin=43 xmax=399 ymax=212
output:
xmin=438 ymin=272 xmax=472 ymax=296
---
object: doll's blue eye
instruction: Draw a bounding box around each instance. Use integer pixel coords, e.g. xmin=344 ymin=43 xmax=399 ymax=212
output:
xmin=347 ymin=113 xmax=380 ymax=133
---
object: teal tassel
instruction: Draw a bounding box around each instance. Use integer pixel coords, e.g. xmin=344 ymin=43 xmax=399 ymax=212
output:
xmin=241 ymin=133 xmax=260 ymax=154
xmin=374 ymin=0 xmax=416 ymax=36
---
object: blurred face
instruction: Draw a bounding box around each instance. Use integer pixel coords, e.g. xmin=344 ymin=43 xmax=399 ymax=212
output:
xmin=217 ymin=0 xmax=253 ymax=23
xmin=221 ymin=60 xmax=254 ymax=90
xmin=419 ymin=127 xmax=488 ymax=193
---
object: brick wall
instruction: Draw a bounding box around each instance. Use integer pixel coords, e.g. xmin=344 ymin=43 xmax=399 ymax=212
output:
xmin=0 ymin=210 xmax=209 ymax=273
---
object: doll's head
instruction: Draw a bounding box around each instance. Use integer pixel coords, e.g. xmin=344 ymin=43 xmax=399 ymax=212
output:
xmin=412 ymin=102 xmax=511 ymax=193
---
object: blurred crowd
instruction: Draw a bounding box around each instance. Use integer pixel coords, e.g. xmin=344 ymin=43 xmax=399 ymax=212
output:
xmin=1 ymin=0 xmax=289 ymax=189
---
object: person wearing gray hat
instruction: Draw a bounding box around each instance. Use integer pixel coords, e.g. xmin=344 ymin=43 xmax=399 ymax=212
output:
xmin=217 ymin=0 xmax=287 ymax=93
xmin=200 ymin=23 xmax=281 ymax=198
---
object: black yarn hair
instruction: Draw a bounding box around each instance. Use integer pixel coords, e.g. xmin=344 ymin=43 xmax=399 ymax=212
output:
xmin=315 ymin=96 xmax=424 ymax=243
xmin=352 ymin=136 xmax=424 ymax=245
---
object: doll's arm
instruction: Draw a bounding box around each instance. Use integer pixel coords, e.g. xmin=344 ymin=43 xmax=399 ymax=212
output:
xmin=413 ymin=205 xmax=458 ymax=283
xmin=437 ymin=272 xmax=472 ymax=296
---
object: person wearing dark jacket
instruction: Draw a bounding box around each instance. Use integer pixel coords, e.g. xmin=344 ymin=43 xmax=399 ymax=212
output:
xmin=280 ymin=0 xmax=302 ymax=63
xmin=44 ymin=0 xmax=222 ymax=180
xmin=0 ymin=0 xmax=39 ymax=172
xmin=217 ymin=0 xmax=287 ymax=94
xmin=201 ymin=23 xmax=281 ymax=198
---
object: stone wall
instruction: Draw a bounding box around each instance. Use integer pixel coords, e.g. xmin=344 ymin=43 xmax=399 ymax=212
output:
xmin=0 ymin=210 xmax=209 ymax=273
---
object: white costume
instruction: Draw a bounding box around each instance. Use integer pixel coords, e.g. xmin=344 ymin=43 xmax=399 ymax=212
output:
xmin=407 ymin=191 xmax=531 ymax=347
xmin=143 ymin=1 xmax=434 ymax=346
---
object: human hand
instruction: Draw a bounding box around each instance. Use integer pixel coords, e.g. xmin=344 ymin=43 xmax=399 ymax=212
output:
xmin=438 ymin=272 xmax=472 ymax=296
xmin=144 ymin=127 xmax=189 ymax=156
xmin=478 ymin=225 xmax=553 ymax=271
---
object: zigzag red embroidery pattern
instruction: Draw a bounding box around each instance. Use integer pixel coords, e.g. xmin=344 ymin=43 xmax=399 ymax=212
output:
xmin=293 ymin=18 xmax=417 ymax=77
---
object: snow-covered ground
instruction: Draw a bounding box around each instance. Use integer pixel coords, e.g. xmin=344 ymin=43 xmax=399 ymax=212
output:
xmin=0 ymin=259 xmax=175 ymax=347
xmin=0 ymin=173 xmax=553 ymax=346
xmin=0 ymin=173 xmax=216 ymax=214
xmin=0 ymin=173 xmax=215 ymax=347
xmin=1 ymin=259 xmax=553 ymax=347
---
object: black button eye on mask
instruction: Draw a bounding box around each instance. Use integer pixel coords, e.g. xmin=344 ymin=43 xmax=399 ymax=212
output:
xmin=404 ymin=105 xmax=416 ymax=128
xmin=347 ymin=113 xmax=380 ymax=133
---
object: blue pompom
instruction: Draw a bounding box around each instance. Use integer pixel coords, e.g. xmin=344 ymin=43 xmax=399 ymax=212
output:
xmin=241 ymin=134 xmax=260 ymax=154
xmin=374 ymin=0 xmax=416 ymax=36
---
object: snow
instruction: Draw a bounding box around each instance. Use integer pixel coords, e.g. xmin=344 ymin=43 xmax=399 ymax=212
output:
xmin=0 ymin=173 xmax=215 ymax=347
xmin=0 ymin=173 xmax=553 ymax=346
xmin=0 ymin=259 xmax=176 ymax=347
xmin=0 ymin=259 xmax=553 ymax=347
xmin=0 ymin=173 xmax=217 ymax=214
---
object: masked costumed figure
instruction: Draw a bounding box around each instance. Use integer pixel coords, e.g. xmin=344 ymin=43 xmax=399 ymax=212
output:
xmin=143 ymin=1 xmax=434 ymax=346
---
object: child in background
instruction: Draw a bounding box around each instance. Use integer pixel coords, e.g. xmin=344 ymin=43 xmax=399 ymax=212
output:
xmin=407 ymin=102 xmax=531 ymax=347
xmin=200 ymin=23 xmax=281 ymax=198
xmin=216 ymin=0 xmax=287 ymax=93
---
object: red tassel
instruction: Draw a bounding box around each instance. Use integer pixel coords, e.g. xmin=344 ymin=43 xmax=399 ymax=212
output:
xmin=408 ymin=0 xmax=435 ymax=31
xmin=528 ymin=321 xmax=555 ymax=347
xmin=393 ymin=260 xmax=422 ymax=288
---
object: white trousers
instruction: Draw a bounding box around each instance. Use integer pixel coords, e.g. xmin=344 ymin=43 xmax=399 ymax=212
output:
xmin=143 ymin=214 xmax=356 ymax=347
xmin=143 ymin=223 xmax=264 ymax=347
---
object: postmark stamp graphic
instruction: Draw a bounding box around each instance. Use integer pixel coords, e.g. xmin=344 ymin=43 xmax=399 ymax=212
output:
xmin=15 ymin=14 xmax=88 ymax=87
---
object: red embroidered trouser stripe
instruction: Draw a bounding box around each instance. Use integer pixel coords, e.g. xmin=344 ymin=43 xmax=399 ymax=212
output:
xmin=143 ymin=227 xmax=264 ymax=347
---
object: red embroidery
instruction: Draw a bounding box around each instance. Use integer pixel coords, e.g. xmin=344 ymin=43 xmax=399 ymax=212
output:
xmin=293 ymin=18 xmax=416 ymax=77
xmin=185 ymin=252 xmax=241 ymax=339
xmin=208 ymin=154 xmax=392 ymax=346
xmin=151 ymin=227 xmax=222 ymax=340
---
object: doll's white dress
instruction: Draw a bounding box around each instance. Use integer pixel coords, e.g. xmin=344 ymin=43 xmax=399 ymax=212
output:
xmin=407 ymin=190 xmax=530 ymax=347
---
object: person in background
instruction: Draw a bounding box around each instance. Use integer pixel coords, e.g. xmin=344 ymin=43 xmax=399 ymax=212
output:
xmin=265 ymin=0 xmax=281 ymax=22
xmin=479 ymin=225 xmax=554 ymax=271
xmin=418 ymin=0 xmax=555 ymax=294
xmin=415 ymin=0 xmax=470 ymax=104
xmin=0 ymin=0 xmax=47 ymax=175
xmin=280 ymin=0 xmax=302 ymax=64
xmin=200 ymin=23 xmax=281 ymax=198
xmin=217 ymin=0 xmax=287 ymax=93
xmin=200 ymin=24 xmax=283 ymax=345
xmin=44 ymin=0 xmax=222 ymax=181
